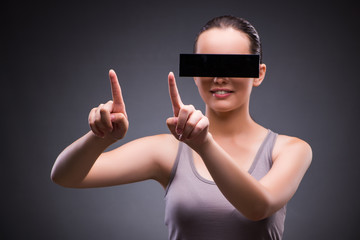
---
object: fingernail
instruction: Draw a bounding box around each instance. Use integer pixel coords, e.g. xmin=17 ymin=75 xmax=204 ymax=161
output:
xmin=178 ymin=134 xmax=183 ymax=141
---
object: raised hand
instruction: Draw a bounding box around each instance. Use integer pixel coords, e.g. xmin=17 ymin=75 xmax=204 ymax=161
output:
xmin=166 ymin=72 xmax=209 ymax=149
xmin=88 ymin=69 xmax=129 ymax=141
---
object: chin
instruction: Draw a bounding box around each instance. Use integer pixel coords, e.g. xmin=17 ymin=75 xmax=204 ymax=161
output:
xmin=209 ymin=103 xmax=237 ymax=113
xmin=207 ymin=99 xmax=247 ymax=114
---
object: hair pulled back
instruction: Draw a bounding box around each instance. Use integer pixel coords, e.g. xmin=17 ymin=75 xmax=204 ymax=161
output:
xmin=193 ymin=15 xmax=263 ymax=63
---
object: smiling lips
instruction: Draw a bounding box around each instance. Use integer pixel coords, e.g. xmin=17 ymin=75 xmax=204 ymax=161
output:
xmin=210 ymin=89 xmax=234 ymax=98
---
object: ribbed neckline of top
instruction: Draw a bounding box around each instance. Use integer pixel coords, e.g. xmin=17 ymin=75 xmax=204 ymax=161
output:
xmin=189 ymin=129 xmax=272 ymax=185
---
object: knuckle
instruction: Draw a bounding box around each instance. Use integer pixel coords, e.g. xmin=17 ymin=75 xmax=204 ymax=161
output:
xmin=182 ymin=105 xmax=193 ymax=114
xmin=88 ymin=112 xmax=93 ymax=122
xmin=195 ymin=110 xmax=202 ymax=116
xmin=94 ymin=114 xmax=102 ymax=125
xmin=193 ymin=125 xmax=201 ymax=133
xmin=178 ymin=108 xmax=186 ymax=116
xmin=194 ymin=124 xmax=204 ymax=133
xmin=99 ymin=107 xmax=108 ymax=115
xmin=89 ymin=108 xmax=96 ymax=116
xmin=101 ymin=116 xmax=112 ymax=129
xmin=187 ymin=121 xmax=196 ymax=129
xmin=95 ymin=106 xmax=101 ymax=115
xmin=201 ymin=117 xmax=209 ymax=127
xmin=105 ymin=100 xmax=114 ymax=109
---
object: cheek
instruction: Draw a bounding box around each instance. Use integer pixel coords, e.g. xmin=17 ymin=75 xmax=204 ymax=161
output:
xmin=234 ymin=78 xmax=253 ymax=91
xmin=231 ymin=79 xmax=254 ymax=102
xmin=197 ymin=83 xmax=210 ymax=99
xmin=195 ymin=79 xmax=211 ymax=96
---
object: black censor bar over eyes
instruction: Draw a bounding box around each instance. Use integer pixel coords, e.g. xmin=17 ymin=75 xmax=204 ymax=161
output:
xmin=179 ymin=54 xmax=260 ymax=78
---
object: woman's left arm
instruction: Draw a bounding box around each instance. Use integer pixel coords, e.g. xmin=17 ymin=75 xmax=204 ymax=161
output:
xmin=194 ymin=134 xmax=312 ymax=221
xmin=166 ymin=72 xmax=312 ymax=221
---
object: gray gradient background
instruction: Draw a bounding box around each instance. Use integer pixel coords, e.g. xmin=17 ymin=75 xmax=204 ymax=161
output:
xmin=3 ymin=0 xmax=360 ymax=239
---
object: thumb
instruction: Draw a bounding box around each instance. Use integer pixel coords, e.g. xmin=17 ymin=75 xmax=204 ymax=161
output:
xmin=110 ymin=112 xmax=129 ymax=140
xmin=166 ymin=117 xmax=178 ymax=138
xmin=111 ymin=112 xmax=127 ymax=124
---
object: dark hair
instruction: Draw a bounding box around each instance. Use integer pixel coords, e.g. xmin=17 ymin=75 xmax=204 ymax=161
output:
xmin=193 ymin=15 xmax=263 ymax=63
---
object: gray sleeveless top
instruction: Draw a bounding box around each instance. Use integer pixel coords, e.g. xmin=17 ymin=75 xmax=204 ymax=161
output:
xmin=164 ymin=130 xmax=286 ymax=240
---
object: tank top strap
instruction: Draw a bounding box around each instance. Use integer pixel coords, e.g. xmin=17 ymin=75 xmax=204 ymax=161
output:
xmin=165 ymin=130 xmax=278 ymax=193
xmin=248 ymin=129 xmax=278 ymax=179
xmin=164 ymin=141 xmax=183 ymax=196
xmin=164 ymin=130 xmax=285 ymax=239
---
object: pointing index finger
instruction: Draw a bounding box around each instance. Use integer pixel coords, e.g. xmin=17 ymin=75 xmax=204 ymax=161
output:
xmin=109 ymin=69 xmax=126 ymax=115
xmin=168 ymin=72 xmax=183 ymax=116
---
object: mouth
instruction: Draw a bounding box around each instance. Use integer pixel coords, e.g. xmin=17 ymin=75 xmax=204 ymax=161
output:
xmin=210 ymin=89 xmax=234 ymax=98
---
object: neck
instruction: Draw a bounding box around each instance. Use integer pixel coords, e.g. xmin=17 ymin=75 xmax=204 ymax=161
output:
xmin=206 ymin=104 xmax=262 ymax=139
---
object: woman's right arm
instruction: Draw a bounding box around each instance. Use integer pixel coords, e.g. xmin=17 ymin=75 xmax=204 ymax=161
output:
xmin=51 ymin=70 xmax=177 ymax=189
xmin=51 ymin=131 xmax=116 ymax=188
xmin=51 ymin=132 xmax=177 ymax=189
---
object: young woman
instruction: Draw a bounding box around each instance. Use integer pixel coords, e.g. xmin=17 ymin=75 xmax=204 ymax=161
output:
xmin=51 ymin=16 xmax=312 ymax=239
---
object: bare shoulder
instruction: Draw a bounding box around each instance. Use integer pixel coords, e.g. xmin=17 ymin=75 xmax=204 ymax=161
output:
xmin=272 ymin=134 xmax=312 ymax=166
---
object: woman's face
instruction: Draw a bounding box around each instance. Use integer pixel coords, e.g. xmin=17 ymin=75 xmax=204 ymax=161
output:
xmin=194 ymin=27 xmax=266 ymax=114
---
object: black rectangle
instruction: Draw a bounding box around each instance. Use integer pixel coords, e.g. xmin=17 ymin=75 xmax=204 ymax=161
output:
xmin=179 ymin=54 xmax=259 ymax=78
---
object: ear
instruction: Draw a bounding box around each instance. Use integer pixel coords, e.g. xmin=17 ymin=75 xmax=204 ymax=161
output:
xmin=253 ymin=63 xmax=266 ymax=87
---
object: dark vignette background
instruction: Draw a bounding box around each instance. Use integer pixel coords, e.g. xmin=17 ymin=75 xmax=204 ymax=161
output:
xmin=2 ymin=0 xmax=360 ymax=239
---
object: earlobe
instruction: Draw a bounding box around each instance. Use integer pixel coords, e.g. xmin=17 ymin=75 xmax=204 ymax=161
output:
xmin=253 ymin=63 xmax=266 ymax=87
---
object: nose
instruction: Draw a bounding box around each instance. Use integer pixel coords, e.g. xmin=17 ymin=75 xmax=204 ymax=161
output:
xmin=213 ymin=77 xmax=229 ymax=84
